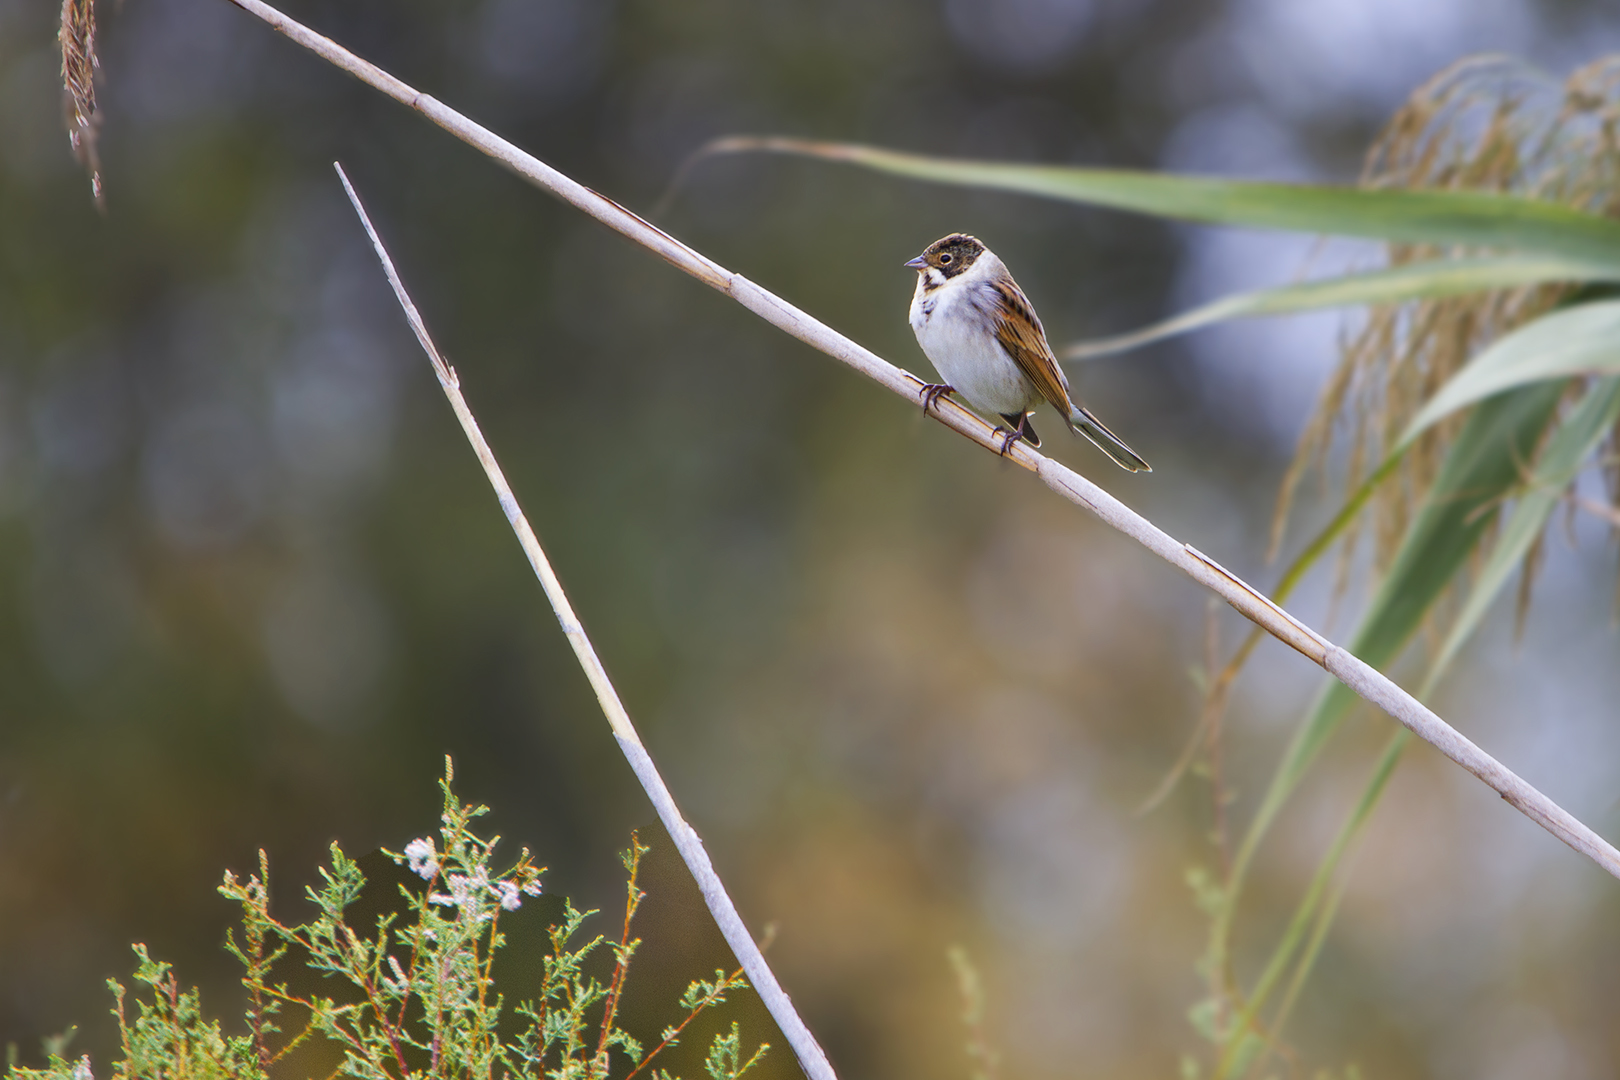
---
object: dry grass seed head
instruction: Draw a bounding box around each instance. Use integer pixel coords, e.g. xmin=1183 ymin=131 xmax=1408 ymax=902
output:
xmin=1273 ymin=54 xmax=1620 ymax=625
xmin=58 ymin=0 xmax=103 ymax=206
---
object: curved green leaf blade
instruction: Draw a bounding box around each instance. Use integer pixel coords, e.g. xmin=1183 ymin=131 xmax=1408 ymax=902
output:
xmin=1217 ymin=380 xmax=1565 ymax=967
xmin=1230 ymin=382 xmax=1620 ymax=1071
xmin=1424 ymin=376 xmax=1620 ymax=686
xmin=697 ymin=137 xmax=1620 ymax=271
xmin=1402 ymin=300 xmax=1620 ymax=441
xmin=1264 ymin=732 xmax=1406 ymax=1057
xmin=1062 ymin=255 xmax=1620 ymax=361
xmin=1215 ymin=731 xmax=1407 ymax=1080
xmin=1272 ymin=454 xmax=1406 ymax=610
xmin=1351 ymin=380 xmax=1566 ymax=659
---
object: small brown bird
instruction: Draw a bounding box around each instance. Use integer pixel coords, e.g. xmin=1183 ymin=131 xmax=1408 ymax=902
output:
xmin=906 ymin=233 xmax=1150 ymax=472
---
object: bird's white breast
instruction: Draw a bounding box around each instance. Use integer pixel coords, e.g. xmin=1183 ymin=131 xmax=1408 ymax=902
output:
xmin=908 ymin=255 xmax=1038 ymax=416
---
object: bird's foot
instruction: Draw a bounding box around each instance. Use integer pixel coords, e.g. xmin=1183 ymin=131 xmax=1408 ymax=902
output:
xmin=991 ymin=412 xmax=1038 ymax=455
xmin=990 ymin=425 xmax=1021 ymax=456
xmin=918 ymin=382 xmax=955 ymax=413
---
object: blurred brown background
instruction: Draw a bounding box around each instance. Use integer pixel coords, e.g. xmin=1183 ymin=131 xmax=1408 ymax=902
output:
xmin=4 ymin=1 xmax=1620 ymax=1077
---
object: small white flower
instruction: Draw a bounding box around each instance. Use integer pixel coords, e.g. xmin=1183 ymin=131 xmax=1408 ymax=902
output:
xmin=493 ymin=880 xmax=521 ymax=911
xmin=387 ymin=955 xmax=409 ymax=990
xmin=522 ymin=878 xmax=543 ymax=896
xmin=72 ymin=1055 xmax=94 ymax=1080
xmin=427 ymin=865 xmax=504 ymax=920
xmin=404 ymin=837 xmax=439 ymax=880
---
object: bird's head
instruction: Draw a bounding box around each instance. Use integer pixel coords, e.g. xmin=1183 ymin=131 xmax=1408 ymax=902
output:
xmin=904 ymin=233 xmax=986 ymax=280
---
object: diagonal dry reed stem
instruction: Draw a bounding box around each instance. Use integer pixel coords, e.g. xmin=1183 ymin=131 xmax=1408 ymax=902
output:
xmin=334 ymin=165 xmax=833 ymax=1080
xmin=223 ymin=0 xmax=1619 ymax=976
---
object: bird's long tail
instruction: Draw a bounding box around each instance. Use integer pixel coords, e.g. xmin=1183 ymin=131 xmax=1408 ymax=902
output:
xmin=1068 ymin=406 xmax=1151 ymax=472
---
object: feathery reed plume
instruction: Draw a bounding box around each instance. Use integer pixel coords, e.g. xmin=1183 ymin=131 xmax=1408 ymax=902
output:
xmin=58 ymin=0 xmax=104 ymax=207
xmin=1276 ymin=56 xmax=1620 ymax=606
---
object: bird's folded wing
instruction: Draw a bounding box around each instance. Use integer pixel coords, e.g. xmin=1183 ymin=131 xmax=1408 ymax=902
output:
xmin=987 ymin=277 xmax=1071 ymax=413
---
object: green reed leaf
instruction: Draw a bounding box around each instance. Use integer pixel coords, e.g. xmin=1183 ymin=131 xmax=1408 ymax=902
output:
xmin=1402 ymin=300 xmax=1620 ymax=441
xmin=1214 ymin=731 xmax=1405 ymax=1080
xmin=1261 ymin=733 xmax=1406 ymax=1070
xmin=694 ymin=137 xmax=1620 ymax=270
xmin=1424 ymin=376 xmax=1620 ymax=686
xmin=1063 ymin=256 xmax=1620 ymax=361
xmin=1262 ymin=381 xmax=1562 ymax=828
xmin=1235 ymin=382 xmax=1620 ymax=1074
xmin=1211 ymin=380 xmax=1565 ymax=1006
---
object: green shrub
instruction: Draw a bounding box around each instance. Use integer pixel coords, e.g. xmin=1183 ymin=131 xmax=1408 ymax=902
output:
xmin=8 ymin=761 xmax=764 ymax=1080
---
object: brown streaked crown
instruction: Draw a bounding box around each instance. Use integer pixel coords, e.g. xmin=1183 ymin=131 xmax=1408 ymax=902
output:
xmin=916 ymin=233 xmax=985 ymax=278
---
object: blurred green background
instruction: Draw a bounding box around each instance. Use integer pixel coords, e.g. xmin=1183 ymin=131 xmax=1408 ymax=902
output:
xmin=4 ymin=1 xmax=1620 ymax=1077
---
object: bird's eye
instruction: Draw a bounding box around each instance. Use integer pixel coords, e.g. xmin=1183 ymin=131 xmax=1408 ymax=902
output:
xmin=938 ymin=253 xmax=953 ymax=264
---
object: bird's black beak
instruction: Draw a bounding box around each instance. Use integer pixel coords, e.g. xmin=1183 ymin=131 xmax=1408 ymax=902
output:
xmin=903 ymin=255 xmax=928 ymax=270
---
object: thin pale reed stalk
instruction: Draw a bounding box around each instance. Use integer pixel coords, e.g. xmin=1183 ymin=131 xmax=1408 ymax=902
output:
xmin=334 ymin=166 xmax=833 ymax=1080
xmin=224 ymin=0 xmax=1620 ymax=890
